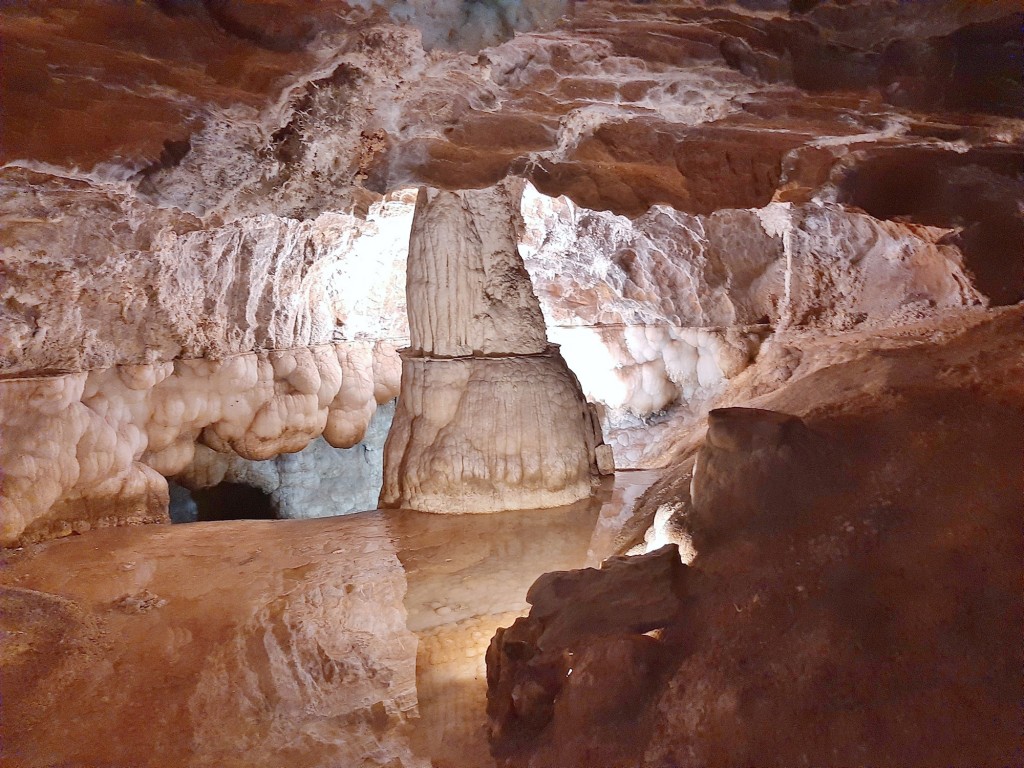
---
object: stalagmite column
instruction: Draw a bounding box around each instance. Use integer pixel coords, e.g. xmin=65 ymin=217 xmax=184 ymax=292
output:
xmin=380 ymin=180 xmax=611 ymax=513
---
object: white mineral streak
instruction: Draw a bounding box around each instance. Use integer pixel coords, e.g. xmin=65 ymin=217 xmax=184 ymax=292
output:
xmin=382 ymin=181 xmax=606 ymax=513
xmin=0 ymin=342 xmax=400 ymax=546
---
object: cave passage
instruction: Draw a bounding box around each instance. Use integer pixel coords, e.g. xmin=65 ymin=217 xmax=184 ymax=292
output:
xmin=170 ymin=481 xmax=277 ymax=523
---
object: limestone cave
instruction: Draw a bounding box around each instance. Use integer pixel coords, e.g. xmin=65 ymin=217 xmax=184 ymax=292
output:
xmin=0 ymin=1 xmax=1021 ymax=766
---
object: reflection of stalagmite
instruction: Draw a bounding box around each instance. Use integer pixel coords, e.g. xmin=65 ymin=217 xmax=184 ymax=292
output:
xmin=381 ymin=181 xmax=611 ymax=513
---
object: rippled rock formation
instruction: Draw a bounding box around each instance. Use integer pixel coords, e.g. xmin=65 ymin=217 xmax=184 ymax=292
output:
xmin=176 ymin=400 xmax=397 ymax=521
xmin=0 ymin=342 xmax=399 ymax=545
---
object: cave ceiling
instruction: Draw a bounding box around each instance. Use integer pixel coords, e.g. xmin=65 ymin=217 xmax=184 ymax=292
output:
xmin=3 ymin=0 xmax=1021 ymax=222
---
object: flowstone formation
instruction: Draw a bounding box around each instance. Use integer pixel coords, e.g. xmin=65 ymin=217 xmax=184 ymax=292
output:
xmin=1 ymin=0 xmax=1022 ymax=766
xmin=380 ymin=181 xmax=611 ymax=513
xmin=0 ymin=184 xmax=411 ymax=545
xmin=0 ymin=341 xmax=401 ymax=546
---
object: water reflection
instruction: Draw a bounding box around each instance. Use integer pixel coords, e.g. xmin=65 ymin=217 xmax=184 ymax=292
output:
xmin=386 ymin=470 xmax=661 ymax=767
xmin=0 ymin=472 xmax=659 ymax=768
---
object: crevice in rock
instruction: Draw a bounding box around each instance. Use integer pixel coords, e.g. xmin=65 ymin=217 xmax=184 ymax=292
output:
xmin=186 ymin=481 xmax=277 ymax=522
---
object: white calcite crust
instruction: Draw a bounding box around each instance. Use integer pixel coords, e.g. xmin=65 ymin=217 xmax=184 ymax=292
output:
xmin=0 ymin=342 xmax=400 ymax=546
xmin=406 ymin=183 xmax=548 ymax=357
xmin=0 ymin=177 xmax=412 ymax=375
xmin=518 ymin=185 xmax=986 ymax=464
xmin=381 ymin=351 xmax=602 ymax=512
xmin=521 ymin=187 xmax=984 ymax=331
xmin=177 ymin=401 xmax=397 ymax=520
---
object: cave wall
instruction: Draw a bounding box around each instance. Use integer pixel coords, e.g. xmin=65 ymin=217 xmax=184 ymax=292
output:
xmin=1 ymin=0 xmax=1021 ymax=542
xmin=1 ymin=1 xmax=1022 ymax=766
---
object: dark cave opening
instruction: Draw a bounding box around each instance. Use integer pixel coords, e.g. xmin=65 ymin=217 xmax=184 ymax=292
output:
xmin=168 ymin=480 xmax=277 ymax=523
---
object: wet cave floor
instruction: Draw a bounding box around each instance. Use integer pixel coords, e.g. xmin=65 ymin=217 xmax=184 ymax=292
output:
xmin=0 ymin=471 xmax=660 ymax=768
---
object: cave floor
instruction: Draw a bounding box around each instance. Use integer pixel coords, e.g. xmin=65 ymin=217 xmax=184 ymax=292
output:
xmin=0 ymin=471 xmax=660 ymax=768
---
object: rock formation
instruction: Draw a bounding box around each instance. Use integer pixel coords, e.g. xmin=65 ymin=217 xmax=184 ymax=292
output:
xmin=175 ymin=400 xmax=397 ymax=520
xmin=518 ymin=184 xmax=987 ymax=465
xmin=489 ymin=306 xmax=1024 ymax=768
xmin=0 ymin=186 xmax=411 ymax=545
xmin=381 ymin=182 xmax=610 ymax=513
xmin=487 ymin=544 xmax=688 ymax=761
xmin=0 ymin=342 xmax=400 ymax=546
xmin=1 ymin=0 xmax=1022 ymax=766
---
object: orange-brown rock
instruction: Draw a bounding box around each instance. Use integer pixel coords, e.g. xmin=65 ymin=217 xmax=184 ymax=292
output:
xmin=488 ymin=307 xmax=1024 ymax=768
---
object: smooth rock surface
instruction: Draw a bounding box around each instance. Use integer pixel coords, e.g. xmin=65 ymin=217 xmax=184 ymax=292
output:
xmin=0 ymin=472 xmax=654 ymax=768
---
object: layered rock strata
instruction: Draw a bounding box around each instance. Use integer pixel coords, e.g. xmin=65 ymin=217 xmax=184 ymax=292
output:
xmin=381 ymin=182 xmax=609 ymax=513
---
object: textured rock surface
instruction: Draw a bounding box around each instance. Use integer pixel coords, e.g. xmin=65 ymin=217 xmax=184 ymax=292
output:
xmin=406 ymin=184 xmax=547 ymax=357
xmin=382 ymin=182 xmax=606 ymax=513
xmin=0 ymin=181 xmax=413 ymax=374
xmin=1 ymin=0 xmax=1023 ymax=764
xmin=487 ymin=545 xmax=688 ymax=760
xmin=382 ymin=351 xmax=604 ymax=513
xmin=3 ymin=0 xmax=1020 ymax=533
xmin=0 ymin=516 xmax=422 ymax=768
xmin=519 ymin=181 xmax=985 ymax=465
xmin=491 ymin=306 xmax=1024 ymax=768
xmin=523 ymin=190 xmax=984 ymax=330
xmin=0 ymin=342 xmax=400 ymax=546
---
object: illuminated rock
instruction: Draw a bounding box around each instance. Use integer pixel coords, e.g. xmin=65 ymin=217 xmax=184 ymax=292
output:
xmin=382 ymin=181 xmax=608 ymax=513
xmin=381 ymin=350 xmax=604 ymax=513
xmin=405 ymin=183 xmax=548 ymax=358
xmin=176 ymin=401 xmax=397 ymax=520
xmin=0 ymin=181 xmax=412 ymax=375
xmin=0 ymin=342 xmax=400 ymax=546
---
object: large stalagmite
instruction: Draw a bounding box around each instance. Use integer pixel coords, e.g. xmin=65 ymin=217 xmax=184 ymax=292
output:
xmin=380 ymin=182 xmax=609 ymax=513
